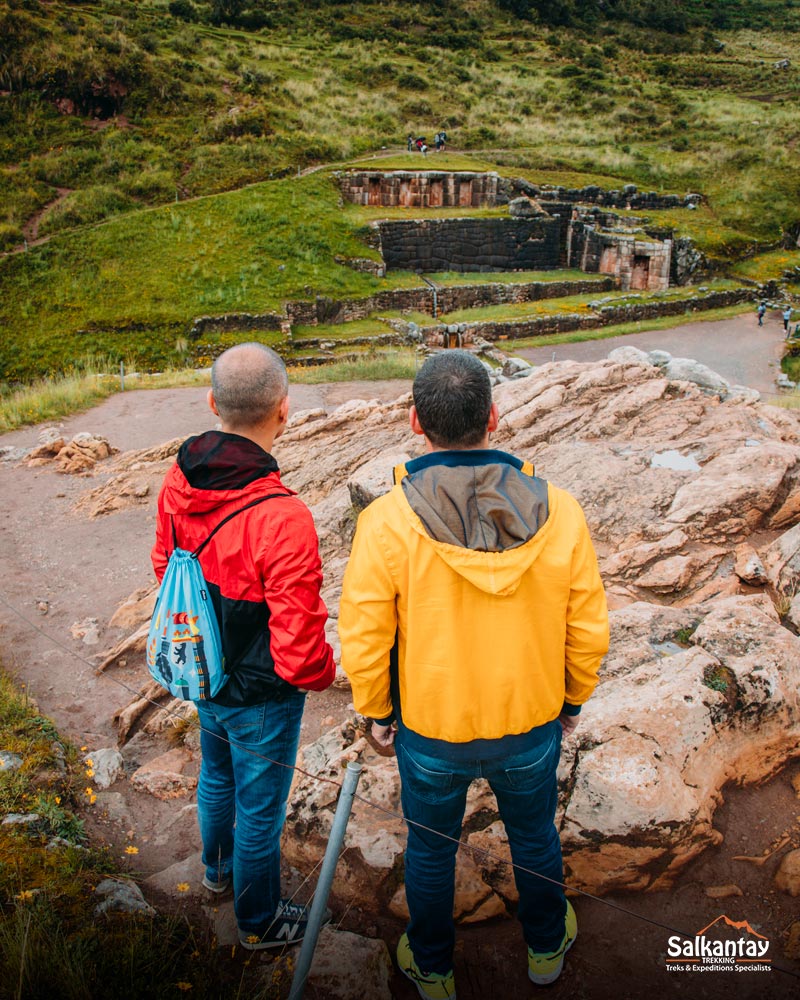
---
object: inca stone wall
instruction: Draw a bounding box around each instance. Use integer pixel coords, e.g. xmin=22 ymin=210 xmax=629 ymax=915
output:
xmin=502 ymin=177 xmax=702 ymax=211
xmin=430 ymin=287 xmax=752 ymax=344
xmin=338 ymin=171 xmax=500 ymax=208
xmin=377 ymin=217 xmax=562 ymax=273
xmin=187 ymin=278 xmax=616 ymax=337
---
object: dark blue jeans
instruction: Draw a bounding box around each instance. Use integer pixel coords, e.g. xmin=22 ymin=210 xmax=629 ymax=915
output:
xmin=396 ymin=721 xmax=565 ymax=974
xmin=196 ymin=691 xmax=305 ymax=935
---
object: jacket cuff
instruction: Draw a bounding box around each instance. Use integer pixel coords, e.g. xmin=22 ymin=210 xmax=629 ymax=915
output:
xmin=372 ymin=711 xmax=395 ymax=726
xmin=560 ymin=701 xmax=582 ymax=717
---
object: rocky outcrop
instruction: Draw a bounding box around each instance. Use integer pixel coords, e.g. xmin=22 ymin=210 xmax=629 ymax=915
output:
xmin=89 ymin=352 xmax=800 ymax=913
xmin=25 ymin=429 xmax=116 ymax=474
xmin=283 ymin=594 xmax=800 ymax=908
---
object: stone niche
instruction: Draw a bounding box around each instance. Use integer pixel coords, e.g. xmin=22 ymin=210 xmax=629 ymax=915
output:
xmin=377 ymin=217 xmax=561 ymax=273
xmin=569 ymin=225 xmax=672 ymax=292
xmin=338 ymin=171 xmax=501 ymax=209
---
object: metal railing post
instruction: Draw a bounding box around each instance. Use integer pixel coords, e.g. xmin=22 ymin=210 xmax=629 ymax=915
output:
xmin=287 ymin=760 xmax=363 ymax=1000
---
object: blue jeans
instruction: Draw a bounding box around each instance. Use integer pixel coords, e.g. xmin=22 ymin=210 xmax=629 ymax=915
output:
xmin=195 ymin=692 xmax=305 ymax=935
xmin=396 ymin=721 xmax=565 ymax=974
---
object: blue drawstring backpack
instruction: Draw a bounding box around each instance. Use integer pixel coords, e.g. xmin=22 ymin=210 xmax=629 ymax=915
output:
xmin=146 ymin=494 xmax=285 ymax=701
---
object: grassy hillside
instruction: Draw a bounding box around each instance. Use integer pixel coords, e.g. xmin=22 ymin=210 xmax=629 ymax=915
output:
xmin=1 ymin=0 xmax=800 ymax=381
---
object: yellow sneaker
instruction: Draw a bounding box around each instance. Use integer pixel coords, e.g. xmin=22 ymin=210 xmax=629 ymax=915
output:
xmin=528 ymin=900 xmax=577 ymax=985
xmin=397 ymin=933 xmax=457 ymax=1000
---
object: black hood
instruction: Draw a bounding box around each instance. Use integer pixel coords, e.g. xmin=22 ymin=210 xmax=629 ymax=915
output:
xmin=177 ymin=430 xmax=279 ymax=491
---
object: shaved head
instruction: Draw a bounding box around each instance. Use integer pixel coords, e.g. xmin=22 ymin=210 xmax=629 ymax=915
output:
xmin=210 ymin=343 xmax=289 ymax=430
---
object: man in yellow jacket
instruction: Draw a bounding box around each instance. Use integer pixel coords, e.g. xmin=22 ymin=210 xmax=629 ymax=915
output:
xmin=339 ymin=350 xmax=609 ymax=1000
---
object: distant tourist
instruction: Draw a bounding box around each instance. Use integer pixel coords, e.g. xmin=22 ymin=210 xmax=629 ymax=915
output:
xmin=407 ymin=134 xmax=415 ymax=152
xmin=783 ymin=304 xmax=793 ymax=334
xmin=415 ymin=136 xmax=428 ymax=156
xmin=438 ymin=128 xmax=447 ymax=151
xmin=757 ymin=301 xmax=767 ymax=326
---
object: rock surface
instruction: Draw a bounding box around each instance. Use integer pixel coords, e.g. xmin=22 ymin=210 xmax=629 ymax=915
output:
xmin=87 ymin=353 xmax=800 ymax=917
xmin=86 ymin=748 xmax=124 ymax=789
xmin=308 ymin=926 xmax=393 ymax=1000
xmin=93 ymin=878 xmax=156 ymax=917
xmin=775 ymin=849 xmax=800 ymax=897
xmin=129 ymin=748 xmax=197 ymax=801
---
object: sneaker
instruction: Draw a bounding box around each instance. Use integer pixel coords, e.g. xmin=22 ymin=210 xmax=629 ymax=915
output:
xmin=201 ymin=874 xmax=230 ymax=894
xmin=239 ymin=899 xmax=331 ymax=951
xmin=528 ymin=900 xmax=577 ymax=986
xmin=397 ymin=932 xmax=456 ymax=1000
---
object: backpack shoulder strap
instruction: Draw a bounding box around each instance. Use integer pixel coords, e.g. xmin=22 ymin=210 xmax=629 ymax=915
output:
xmin=190 ymin=493 xmax=289 ymax=560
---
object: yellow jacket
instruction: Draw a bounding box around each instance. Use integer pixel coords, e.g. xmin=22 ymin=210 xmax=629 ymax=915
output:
xmin=338 ymin=450 xmax=608 ymax=746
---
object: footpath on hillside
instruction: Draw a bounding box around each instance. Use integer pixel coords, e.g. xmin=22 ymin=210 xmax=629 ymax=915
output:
xmin=517 ymin=310 xmax=788 ymax=397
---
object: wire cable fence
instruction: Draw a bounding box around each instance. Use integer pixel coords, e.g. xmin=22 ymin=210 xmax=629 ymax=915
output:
xmin=0 ymin=590 xmax=798 ymax=985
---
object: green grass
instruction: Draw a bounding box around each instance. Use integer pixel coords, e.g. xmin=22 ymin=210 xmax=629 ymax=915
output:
xmin=0 ymin=667 xmax=292 ymax=999
xmin=0 ymin=360 xmax=118 ymax=434
xmin=288 ymin=348 xmax=419 ymax=382
xmin=3 ymin=2 xmax=800 ymax=385
xmin=731 ymin=248 xmax=800 ymax=283
xmin=291 ymin=317 xmax=396 ymax=341
xmin=426 ymin=269 xmax=593 ymax=286
xmin=436 ymin=279 xmax=740 ymax=325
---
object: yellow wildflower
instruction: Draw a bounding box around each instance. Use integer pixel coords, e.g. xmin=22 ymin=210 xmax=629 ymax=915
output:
xmin=55 ymin=797 xmax=61 ymax=805
xmin=85 ymin=769 xmax=94 ymax=778
xmin=125 ymin=845 xmax=139 ymax=855
xmin=245 ymin=934 xmax=259 ymax=944
xmin=15 ymin=890 xmax=34 ymax=902
xmin=85 ymin=787 xmax=93 ymax=796
xmin=80 ymin=746 xmax=88 ymax=752
xmin=89 ymin=795 xmax=97 ymax=804
xmin=85 ymin=759 xmax=93 ymax=768
xmin=176 ymin=983 xmax=193 ymax=992
xmin=177 ymin=882 xmax=190 ymax=892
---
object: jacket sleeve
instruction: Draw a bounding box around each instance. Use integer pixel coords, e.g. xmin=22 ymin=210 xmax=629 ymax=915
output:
xmin=338 ymin=503 xmax=398 ymax=722
xmin=150 ymin=480 xmax=171 ymax=584
xmin=258 ymin=499 xmax=335 ymax=691
xmin=563 ymin=505 xmax=609 ymax=710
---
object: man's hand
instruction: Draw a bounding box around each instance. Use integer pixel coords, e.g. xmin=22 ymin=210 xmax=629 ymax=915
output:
xmin=557 ymin=712 xmax=579 ymax=737
xmin=371 ymin=721 xmax=396 ymax=748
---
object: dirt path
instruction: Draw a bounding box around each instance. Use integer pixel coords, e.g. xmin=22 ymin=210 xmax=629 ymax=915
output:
xmin=0 ymin=365 xmax=798 ymax=998
xmin=516 ymin=311 xmax=788 ymax=398
xmin=20 ymin=186 xmax=73 ymax=246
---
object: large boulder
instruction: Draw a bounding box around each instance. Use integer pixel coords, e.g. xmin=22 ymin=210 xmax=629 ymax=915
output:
xmin=283 ymin=594 xmax=800 ymax=907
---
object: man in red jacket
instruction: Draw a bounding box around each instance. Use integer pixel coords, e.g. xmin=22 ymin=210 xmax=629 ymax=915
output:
xmin=151 ymin=342 xmax=335 ymax=950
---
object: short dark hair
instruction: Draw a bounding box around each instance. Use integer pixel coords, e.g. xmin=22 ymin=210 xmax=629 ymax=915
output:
xmin=211 ymin=342 xmax=288 ymax=429
xmin=412 ymin=351 xmax=493 ymax=448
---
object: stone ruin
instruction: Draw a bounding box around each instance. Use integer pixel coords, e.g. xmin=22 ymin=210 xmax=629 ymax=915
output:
xmin=337 ymin=170 xmax=701 ymax=291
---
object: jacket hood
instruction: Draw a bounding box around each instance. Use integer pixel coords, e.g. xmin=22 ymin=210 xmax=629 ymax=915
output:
xmin=396 ymin=450 xmax=552 ymax=597
xmin=162 ymin=430 xmax=290 ymax=515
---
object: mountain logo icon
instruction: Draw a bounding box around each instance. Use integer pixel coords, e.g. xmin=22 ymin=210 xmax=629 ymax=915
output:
xmin=696 ymin=914 xmax=768 ymax=940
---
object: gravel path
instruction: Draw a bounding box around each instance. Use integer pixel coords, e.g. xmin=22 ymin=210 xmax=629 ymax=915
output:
xmin=516 ymin=310 xmax=787 ymax=397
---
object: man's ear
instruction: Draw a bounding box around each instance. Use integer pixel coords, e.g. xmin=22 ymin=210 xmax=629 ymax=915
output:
xmin=488 ymin=402 xmax=499 ymax=434
xmin=207 ymin=389 xmax=220 ymax=416
xmin=409 ymin=405 xmax=425 ymax=437
xmin=277 ymin=396 xmax=290 ymax=424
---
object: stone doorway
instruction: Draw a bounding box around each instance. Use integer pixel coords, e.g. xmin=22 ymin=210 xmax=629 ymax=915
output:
xmin=631 ymin=254 xmax=651 ymax=290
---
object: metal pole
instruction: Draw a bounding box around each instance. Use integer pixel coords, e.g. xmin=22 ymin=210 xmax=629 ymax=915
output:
xmin=120 ymin=361 xmax=125 ymax=391
xmin=287 ymin=760 xmax=363 ymax=1000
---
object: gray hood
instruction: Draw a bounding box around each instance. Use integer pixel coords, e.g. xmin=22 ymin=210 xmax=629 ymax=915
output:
xmin=401 ymin=461 xmax=549 ymax=552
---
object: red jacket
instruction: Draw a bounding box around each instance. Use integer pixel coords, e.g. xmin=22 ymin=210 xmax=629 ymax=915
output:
xmin=151 ymin=431 xmax=335 ymax=704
